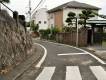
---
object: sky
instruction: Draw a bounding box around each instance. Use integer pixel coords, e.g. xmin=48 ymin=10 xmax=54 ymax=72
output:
xmin=2 ymin=0 xmax=106 ymax=17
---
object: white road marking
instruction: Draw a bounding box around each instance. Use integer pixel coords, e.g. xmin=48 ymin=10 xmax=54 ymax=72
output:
xmin=90 ymin=66 xmax=106 ymax=80
xmin=35 ymin=67 xmax=55 ymax=80
xmin=64 ymin=45 xmax=106 ymax=64
xmin=58 ymin=53 xmax=88 ymax=56
xmin=34 ymin=43 xmax=47 ymax=68
xmin=66 ymin=66 xmax=82 ymax=80
xmin=87 ymin=52 xmax=106 ymax=64
xmin=42 ymin=40 xmax=106 ymax=64
xmin=68 ymin=47 xmax=106 ymax=64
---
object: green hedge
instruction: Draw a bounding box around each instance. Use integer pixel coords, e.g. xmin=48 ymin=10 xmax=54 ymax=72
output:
xmin=39 ymin=27 xmax=60 ymax=40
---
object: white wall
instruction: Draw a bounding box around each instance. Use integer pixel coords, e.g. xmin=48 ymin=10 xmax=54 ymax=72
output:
xmin=63 ymin=8 xmax=98 ymax=26
xmin=48 ymin=13 xmax=55 ymax=28
xmin=32 ymin=8 xmax=49 ymax=30
xmin=32 ymin=7 xmax=99 ymax=29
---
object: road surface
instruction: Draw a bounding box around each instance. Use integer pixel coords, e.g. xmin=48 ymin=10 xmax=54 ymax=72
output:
xmin=17 ymin=40 xmax=106 ymax=80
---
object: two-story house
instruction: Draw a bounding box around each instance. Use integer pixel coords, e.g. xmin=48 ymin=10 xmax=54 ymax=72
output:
xmin=48 ymin=1 xmax=100 ymax=30
xmin=32 ymin=1 xmax=101 ymax=30
xmin=32 ymin=8 xmax=48 ymax=30
xmin=32 ymin=1 xmax=106 ymax=45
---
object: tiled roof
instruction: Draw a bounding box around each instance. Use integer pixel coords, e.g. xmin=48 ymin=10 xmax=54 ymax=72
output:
xmin=48 ymin=1 xmax=101 ymax=13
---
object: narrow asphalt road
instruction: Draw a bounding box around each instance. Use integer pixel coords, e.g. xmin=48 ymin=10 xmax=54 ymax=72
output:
xmin=18 ymin=39 xmax=106 ymax=80
xmin=34 ymin=40 xmax=106 ymax=80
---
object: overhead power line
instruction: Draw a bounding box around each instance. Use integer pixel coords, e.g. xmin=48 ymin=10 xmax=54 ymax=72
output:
xmin=0 ymin=1 xmax=13 ymax=12
xmin=26 ymin=0 xmax=46 ymax=21
xmin=31 ymin=0 xmax=44 ymax=14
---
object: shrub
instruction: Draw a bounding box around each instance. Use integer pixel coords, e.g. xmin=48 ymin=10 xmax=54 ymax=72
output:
xmin=30 ymin=21 xmax=39 ymax=32
xmin=26 ymin=22 xmax=30 ymax=27
xmin=62 ymin=27 xmax=77 ymax=32
xmin=39 ymin=27 xmax=60 ymax=40
xmin=39 ymin=28 xmax=51 ymax=39
xmin=51 ymin=27 xmax=60 ymax=35
xmin=49 ymin=27 xmax=60 ymax=40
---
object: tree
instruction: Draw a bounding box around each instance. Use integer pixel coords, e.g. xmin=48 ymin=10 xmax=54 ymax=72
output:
xmin=30 ymin=21 xmax=39 ymax=32
xmin=0 ymin=0 xmax=10 ymax=3
xmin=65 ymin=12 xmax=76 ymax=26
xmin=79 ymin=9 xmax=95 ymax=28
xmin=0 ymin=0 xmax=10 ymax=10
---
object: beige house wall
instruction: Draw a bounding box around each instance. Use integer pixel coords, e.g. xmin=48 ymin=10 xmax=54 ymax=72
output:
xmin=54 ymin=10 xmax=63 ymax=30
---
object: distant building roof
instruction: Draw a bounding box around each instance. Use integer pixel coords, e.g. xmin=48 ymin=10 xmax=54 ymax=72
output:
xmin=48 ymin=1 xmax=101 ymax=13
xmin=87 ymin=17 xmax=106 ymax=24
xmin=99 ymin=15 xmax=106 ymax=19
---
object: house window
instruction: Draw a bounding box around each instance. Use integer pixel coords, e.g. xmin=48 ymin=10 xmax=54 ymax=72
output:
xmin=44 ymin=21 xmax=47 ymax=24
xmin=39 ymin=21 xmax=41 ymax=24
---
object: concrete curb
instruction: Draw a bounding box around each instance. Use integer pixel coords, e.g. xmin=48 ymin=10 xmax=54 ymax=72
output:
xmin=34 ymin=43 xmax=47 ymax=68
xmin=81 ymin=47 xmax=106 ymax=63
xmin=14 ymin=43 xmax=44 ymax=80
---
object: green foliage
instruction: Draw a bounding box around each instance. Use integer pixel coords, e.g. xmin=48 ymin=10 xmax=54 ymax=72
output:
xmin=13 ymin=11 xmax=18 ymax=19
xmin=26 ymin=22 xmax=30 ymax=27
xmin=68 ymin=12 xmax=76 ymax=19
xmin=19 ymin=15 xmax=25 ymax=21
xmin=50 ymin=27 xmax=60 ymax=40
xmin=39 ymin=28 xmax=51 ymax=35
xmin=79 ymin=9 xmax=95 ymax=28
xmin=39 ymin=27 xmax=60 ymax=40
xmin=44 ymin=28 xmax=51 ymax=35
xmin=39 ymin=29 xmax=45 ymax=37
xmin=0 ymin=0 xmax=10 ymax=3
xmin=62 ymin=27 xmax=76 ymax=32
xmin=78 ymin=20 xmax=84 ymax=25
xmin=30 ymin=21 xmax=39 ymax=32
xmin=63 ymin=27 xmax=72 ymax=32
xmin=51 ymin=27 xmax=60 ymax=35
xmin=65 ymin=12 xmax=76 ymax=26
xmin=79 ymin=10 xmax=94 ymax=19
xmin=66 ymin=18 xmax=72 ymax=25
xmin=39 ymin=28 xmax=51 ymax=39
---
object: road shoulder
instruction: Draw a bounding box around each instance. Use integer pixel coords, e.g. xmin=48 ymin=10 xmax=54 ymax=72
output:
xmin=82 ymin=47 xmax=106 ymax=63
xmin=5 ymin=43 xmax=44 ymax=80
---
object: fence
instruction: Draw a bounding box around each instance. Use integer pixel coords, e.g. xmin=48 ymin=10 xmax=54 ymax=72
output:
xmin=56 ymin=29 xmax=88 ymax=47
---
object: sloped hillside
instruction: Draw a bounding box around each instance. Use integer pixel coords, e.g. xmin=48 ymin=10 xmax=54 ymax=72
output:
xmin=0 ymin=10 xmax=32 ymax=70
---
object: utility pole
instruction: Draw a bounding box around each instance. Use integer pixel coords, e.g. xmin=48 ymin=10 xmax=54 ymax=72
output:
xmin=0 ymin=3 xmax=1 ymax=10
xmin=29 ymin=0 xmax=31 ymax=28
xmin=75 ymin=15 xmax=79 ymax=47
xmin=76 ymin=17 xmax=78 ymax=47
xmin=0 ymin=0 xmax=2 ymax=10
